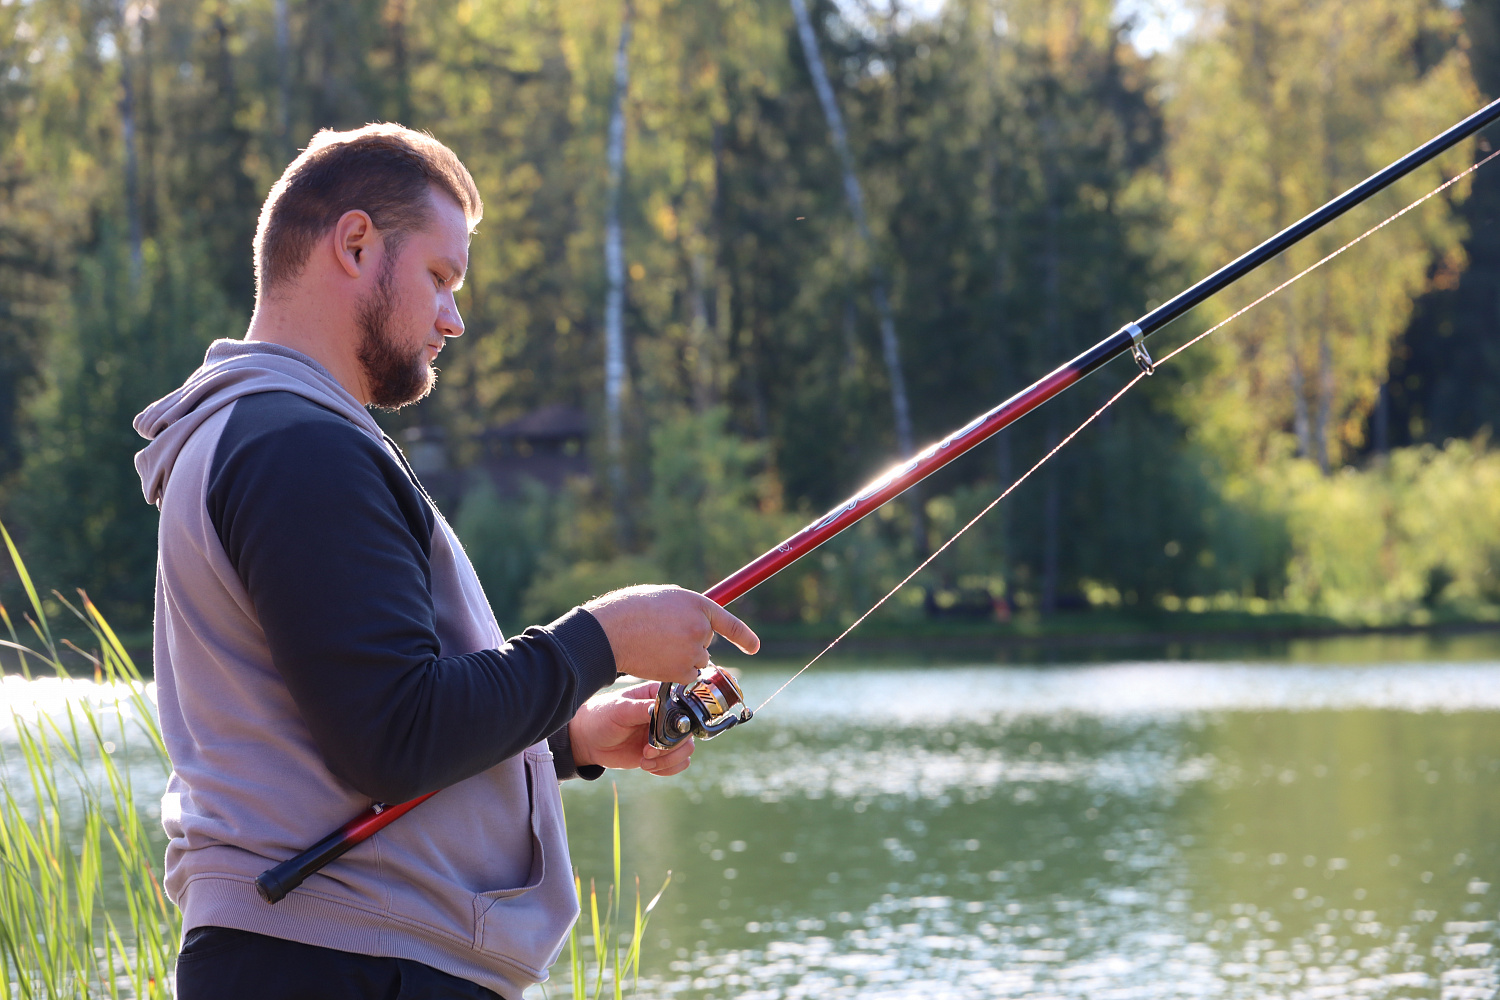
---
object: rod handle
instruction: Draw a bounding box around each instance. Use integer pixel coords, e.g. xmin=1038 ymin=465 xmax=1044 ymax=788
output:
xmin=255 ymin=791 xmax=439 ymax=904
xmin=255 ymin=826 xmax=358 ymax=903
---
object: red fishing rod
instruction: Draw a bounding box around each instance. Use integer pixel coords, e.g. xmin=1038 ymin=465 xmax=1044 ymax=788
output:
xmin=256 ymin=96 xmax=1500 ymax=905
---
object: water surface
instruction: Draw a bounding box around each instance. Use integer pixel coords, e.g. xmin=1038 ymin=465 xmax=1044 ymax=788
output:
xmin=558 ymin=657 xmax=1500 ymax=999
xmin=6 ymin=648 xmax=1500 ymax=999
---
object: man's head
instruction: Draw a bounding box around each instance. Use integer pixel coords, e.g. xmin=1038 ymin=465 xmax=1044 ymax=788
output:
xmin=252 ymin=124 xmax=482 ymax=409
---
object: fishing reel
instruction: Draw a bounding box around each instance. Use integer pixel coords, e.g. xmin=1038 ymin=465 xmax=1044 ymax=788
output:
xmin=647 ymin=665 xmax=753 ymax=751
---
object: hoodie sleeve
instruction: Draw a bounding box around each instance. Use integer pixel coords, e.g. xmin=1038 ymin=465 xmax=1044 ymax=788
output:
xmin=206 ymin=391 xmax=618 ymax=803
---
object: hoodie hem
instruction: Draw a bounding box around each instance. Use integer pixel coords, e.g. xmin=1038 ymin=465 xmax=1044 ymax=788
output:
xmin=180 ymin=872 xmax=542 ymax=999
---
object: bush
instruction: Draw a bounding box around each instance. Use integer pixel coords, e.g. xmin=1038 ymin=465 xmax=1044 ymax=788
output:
xmin=454 ymin=478 xmax=556 ymax=634
xmin=1275 ymin=438 xmax=1500 ymax=621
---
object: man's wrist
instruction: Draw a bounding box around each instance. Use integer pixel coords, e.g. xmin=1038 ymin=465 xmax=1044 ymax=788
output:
xmin=548 ymin=721 xmax=604 ymax=781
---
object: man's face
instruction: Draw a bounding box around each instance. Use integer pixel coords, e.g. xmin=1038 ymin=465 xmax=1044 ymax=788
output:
xmin=356 ymin=188 xmax=470 ymax=410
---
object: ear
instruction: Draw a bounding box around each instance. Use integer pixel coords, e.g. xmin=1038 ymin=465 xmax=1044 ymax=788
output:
xmin=332 ymin=210 xmax=376 ymax=279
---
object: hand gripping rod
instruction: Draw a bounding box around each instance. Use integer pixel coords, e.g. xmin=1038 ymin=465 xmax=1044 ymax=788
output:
xmin=257 ymin=96 xmax=1500 ymax=904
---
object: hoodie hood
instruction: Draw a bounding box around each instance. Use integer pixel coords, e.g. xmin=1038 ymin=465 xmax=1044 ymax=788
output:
xmin=134 ymin=340 xmax=382 ymax=505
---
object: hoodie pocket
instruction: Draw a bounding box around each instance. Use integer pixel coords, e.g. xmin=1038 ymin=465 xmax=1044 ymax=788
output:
xmin=471 ymin=748 xmax=579 ymax=972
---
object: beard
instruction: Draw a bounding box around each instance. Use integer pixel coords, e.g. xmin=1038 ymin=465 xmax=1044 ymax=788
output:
xmin=356 ymin=256 xmax=436 ymax=410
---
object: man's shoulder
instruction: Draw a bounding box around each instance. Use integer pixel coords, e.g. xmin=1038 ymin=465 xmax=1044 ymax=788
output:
xmin=214 ymin=391 xmax=386 ymax=469
xmin=206 ymin=390 xmax=432 ymax=540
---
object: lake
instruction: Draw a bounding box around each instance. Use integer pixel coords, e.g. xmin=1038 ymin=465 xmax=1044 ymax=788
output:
xmin=5 ymin=635 xmax=1500 ymax=999
xmin=558 ymin=638 xmax=1500 ymax=999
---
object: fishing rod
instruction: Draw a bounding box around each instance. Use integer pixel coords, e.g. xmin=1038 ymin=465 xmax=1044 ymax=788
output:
xmin=255 ymin=95 xmax=1500 ymax=905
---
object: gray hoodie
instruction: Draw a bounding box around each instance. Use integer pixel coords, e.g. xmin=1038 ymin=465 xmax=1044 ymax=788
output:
xmin=135 ymin=340 xmax=617 ymax=997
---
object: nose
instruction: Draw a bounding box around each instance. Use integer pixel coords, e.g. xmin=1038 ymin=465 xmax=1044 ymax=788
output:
xmin=437 ymin=291 xmax=464 ymax=340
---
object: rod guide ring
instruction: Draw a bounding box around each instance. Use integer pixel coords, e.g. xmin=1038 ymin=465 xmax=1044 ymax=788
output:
xmin=1125 ymin=323 xmax=1155 ymax=375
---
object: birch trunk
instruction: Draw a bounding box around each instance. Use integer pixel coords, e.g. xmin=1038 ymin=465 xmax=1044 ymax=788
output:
xmin=603 ymin=6 xmax=632 ymax=515
xmin=787 ymin=0 xmax=914 ymax=459
xmin=116 ymin=0 xmax=142 ymax=291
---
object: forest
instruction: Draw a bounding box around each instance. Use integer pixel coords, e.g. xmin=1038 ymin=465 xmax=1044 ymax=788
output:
xmin=3 ymin=0 xmax=1500 ymax=639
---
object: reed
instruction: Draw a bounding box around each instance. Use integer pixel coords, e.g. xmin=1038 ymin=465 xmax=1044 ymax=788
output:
xmin=561 ymin=784 xmax=670 ymax=1000
xmin=0 ymin=525 xmax=671 ymax=999
xmin=0 ymin=524 xmax=177 ymax=999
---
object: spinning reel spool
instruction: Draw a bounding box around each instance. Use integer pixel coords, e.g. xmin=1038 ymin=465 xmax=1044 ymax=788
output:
xmin=647 ymin=665 xmax=752 ymax=751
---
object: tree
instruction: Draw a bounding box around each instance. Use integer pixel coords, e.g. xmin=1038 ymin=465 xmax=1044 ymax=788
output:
xmin=1163 ymin=0 xmax=1475 ymax=474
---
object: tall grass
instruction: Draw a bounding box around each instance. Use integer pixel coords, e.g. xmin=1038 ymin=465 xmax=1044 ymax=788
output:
xmin=0 ymin=526 xmax=177 ymax=999
xmin=0 ymin=526 xmax=673 ymax=1000
xmin=559 ymin=785 xmax=670 ymax=1000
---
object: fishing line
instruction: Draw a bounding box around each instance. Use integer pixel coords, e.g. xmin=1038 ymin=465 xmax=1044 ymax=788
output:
xmin=753 ymin=146 xmax=1500 ymax=715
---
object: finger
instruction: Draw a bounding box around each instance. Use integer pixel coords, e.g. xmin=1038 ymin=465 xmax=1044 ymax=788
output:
xmin=643 ymin=735 xmax=694 ymax=771
xmin=648 ymin=756 xmax=692 ymax=777
xmin=619 ymin=680 xmax=659 ymax=702
xmin=609 ymin=695 xmax=653 ymax=731
xmin=690 ymin=643 xmax=712 ymax=675
xmin=701 ymin=598 xmax=760 ymax=655
xmin=644 ymin=742 xmax=693 ymax=776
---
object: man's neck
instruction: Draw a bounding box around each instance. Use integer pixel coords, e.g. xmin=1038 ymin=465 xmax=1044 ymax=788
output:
xmin=245 ymin=294 xmax=370 ymax=405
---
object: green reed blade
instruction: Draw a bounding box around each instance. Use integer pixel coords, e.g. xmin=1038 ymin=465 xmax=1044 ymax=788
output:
xmin=0 ymin=522 xmax=50 ymax=653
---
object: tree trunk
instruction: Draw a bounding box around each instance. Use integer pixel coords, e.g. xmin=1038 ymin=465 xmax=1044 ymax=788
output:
xmin=1288 ymin=301 xmax=1313 ymax=462
xmin=688 ymin=248 xmax=713 ymax=412
xmin=841 ymin=298 xmax=858 ymax=378
xmin=385 ymin=0 xmax=412 ymax=124
xmin=1041 ymin=410 xmax=1062 ymax=615
xmin=274 ymin=0 xmax=292 ymax=162
xmin=603 ymin=4 xmax=632 ymax=531
xmin=116 ymin=0 xmax=143 ymax=291
xmin=1314 ymin=313 xmax=1333 ymax=474
xmin=787 ymin=0 xmax=915 ymax=460
xmin=788 ymin=0 xmax=927 ymax=580
xmin=1039 ymin=116 xmax=1063 ymax=615
xmin=138 ymin=11 xmax=157 ymax=239
xmin=995 ymin=426 xmax=1012 ymax=621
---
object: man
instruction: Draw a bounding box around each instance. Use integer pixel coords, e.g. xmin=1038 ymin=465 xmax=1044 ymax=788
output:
xmin=133 ymin=123 xmax=759 ymax=1000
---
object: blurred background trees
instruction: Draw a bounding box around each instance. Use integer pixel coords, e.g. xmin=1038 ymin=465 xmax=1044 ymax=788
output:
xmin=1 ymin=0 xmax=1497 ymax=636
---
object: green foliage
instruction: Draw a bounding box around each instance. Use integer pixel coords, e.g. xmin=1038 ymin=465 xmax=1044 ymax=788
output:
xmin=1272 ymin=440 xmax=1500 ymax=621
xmin=1163 ymin=0 xmax=1475 ymax=472
xmin=455 ymin=478 xmax=557 ymax=635
xmin=0 ymin=0 xmax=1496 ymax=636
xmin=645 ymin=407 xmax=795 ymax=591
xmin=11 ymin=231 xmax=238 ymax=628
xmin=0 ymin=533 xmax=178 ymax=999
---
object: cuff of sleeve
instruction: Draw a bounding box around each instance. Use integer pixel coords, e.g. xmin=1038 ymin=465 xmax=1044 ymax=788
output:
xmin=546 ymin=606 xmax=619 ymax=694
xmin=548 ymin=724 xmax=605 ymax=782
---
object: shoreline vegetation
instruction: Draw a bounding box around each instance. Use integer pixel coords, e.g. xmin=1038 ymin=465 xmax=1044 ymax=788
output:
xmin=12 ymin=607 xmax=1500 ymax=681
xmin=725 ymin=608 xmax=1500 ymax=660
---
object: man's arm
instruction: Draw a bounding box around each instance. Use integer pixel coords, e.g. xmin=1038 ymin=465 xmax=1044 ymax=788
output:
xmin=209 ymin=395 xmax=618 ymax=803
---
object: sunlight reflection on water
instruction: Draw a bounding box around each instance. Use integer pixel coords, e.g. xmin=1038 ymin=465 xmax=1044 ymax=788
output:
xmin=748 ymin=660 xmax=1500 ymax=722
xmin=560 ymin=659 xmax=1500 ymax=1000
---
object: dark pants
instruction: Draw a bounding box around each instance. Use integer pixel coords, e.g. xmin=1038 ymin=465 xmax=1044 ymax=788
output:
xmin=174 ymin=926 xmax=508 ymax=1000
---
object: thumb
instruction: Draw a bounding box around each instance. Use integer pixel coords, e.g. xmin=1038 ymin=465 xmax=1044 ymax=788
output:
xmin=608 ymin=694 xmax=654 ymax=731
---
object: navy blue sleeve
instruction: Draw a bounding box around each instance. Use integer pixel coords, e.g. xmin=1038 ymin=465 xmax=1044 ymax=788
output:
xmin=207 ymin=392 xmax=617 ymax=803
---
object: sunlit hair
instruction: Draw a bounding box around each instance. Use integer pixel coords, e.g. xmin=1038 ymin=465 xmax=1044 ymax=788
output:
xmin=253 ymin=123 xmax=482 ymax=295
